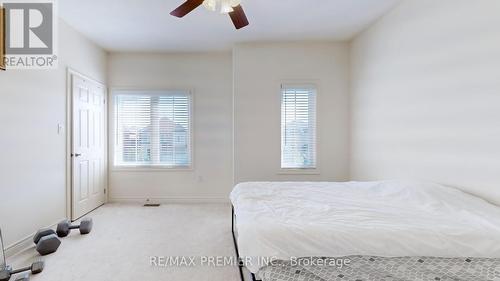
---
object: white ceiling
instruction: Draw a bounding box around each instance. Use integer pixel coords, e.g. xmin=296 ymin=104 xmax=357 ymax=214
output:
xmin=59 ymin=0 xmax=400 ymax=52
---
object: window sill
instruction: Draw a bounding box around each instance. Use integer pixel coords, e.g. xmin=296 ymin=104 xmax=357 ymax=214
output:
xmin=277 ymin=169 xmax=321 ymax=175
xmin=111 ymin=166 xmax=194 ymax=172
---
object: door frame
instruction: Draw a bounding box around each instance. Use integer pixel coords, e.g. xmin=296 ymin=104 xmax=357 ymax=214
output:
xmin=66 ymin=68 xmax=108 ymax=220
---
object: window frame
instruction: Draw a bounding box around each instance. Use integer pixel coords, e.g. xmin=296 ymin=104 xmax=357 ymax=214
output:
xmin=110 ymin=89 xmax=194 ymax=171
xmin=279 ymin=83 xmax=320 ymax=174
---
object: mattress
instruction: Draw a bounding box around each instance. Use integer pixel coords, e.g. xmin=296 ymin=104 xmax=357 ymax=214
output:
xmin=257 ymin=256 xmax=500 ymax=281
xmin=230 ymin=181 xmax=500 ymax=273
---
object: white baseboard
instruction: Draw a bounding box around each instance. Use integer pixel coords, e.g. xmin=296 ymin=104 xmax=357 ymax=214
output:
xmin=109 ymin=197 xmax=230 ymax=204
xmin=4 ymin=219 xmax=65 ymax=259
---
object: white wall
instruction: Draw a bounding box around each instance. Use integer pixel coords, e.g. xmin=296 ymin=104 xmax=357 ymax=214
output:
xmin=233 ymin=42 xmax=351 ymax=182
xmin=350 ymin=0 xmax=500 ymax=204
xmin=0 ymin=20 xmax=107 ymax=247
xmin=107 ymin=52 xmax=233 ymax=202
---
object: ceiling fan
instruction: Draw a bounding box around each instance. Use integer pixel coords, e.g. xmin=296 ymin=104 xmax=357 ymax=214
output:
xmin=170 ymin=0 xmax=249 ymax=30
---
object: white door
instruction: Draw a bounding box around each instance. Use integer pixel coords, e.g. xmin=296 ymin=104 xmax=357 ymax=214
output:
xmin=71 ymin=74 xmax=106 ymax=219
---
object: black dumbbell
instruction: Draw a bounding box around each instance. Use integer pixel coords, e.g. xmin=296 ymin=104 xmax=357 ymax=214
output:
xmin=33 ymin=229 xmax=61 ymax=256
xmin=0 ymin=261 xmax=44 ymax=281
xmin=56 ymin=218 xmax=93 ymax=237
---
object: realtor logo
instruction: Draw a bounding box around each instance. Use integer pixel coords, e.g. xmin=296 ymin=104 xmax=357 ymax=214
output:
xmin=5 ymin=2 xmax=53 ymax=54
xmin=1 ymin=0 xmax=57 ymax=69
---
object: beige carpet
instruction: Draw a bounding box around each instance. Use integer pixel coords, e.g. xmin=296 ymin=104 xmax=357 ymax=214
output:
xmin=9 ymin=204 xmax=241 ymax=281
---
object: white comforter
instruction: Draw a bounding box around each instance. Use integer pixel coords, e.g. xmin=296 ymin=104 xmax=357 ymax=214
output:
xmin=230 ymin=181 xmax=500 ymax=273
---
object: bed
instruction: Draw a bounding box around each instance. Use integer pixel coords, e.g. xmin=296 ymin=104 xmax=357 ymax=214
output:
xmin=230 ymin=181 xmax=500 ymax=281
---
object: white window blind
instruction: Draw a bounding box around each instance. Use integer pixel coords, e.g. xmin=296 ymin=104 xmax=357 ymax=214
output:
xmin=281 ymin=84 xmax=317 ymax=169
xmin=114 ymin=91 xmax=192 ymax=167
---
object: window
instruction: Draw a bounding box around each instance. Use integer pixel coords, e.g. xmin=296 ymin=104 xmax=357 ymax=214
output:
xmin=113 ymin=91 xmax=192 ymax=168
xmin=281 ymin=84 xmax=317 ymax=169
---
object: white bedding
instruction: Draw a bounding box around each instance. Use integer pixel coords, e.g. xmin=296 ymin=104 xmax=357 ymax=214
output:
xmin=230 ymin=181 xmax=500 ymax=273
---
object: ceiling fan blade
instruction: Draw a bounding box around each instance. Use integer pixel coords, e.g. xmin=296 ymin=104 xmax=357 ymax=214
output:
xmin=170 ymin=0 xmax=204 ymax=18
xmin=229 ymin=5 xmax=249 ymax=29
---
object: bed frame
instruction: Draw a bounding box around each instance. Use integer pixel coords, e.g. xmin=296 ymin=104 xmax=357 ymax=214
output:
xmin=232 ymin=206 xmax=260 ymax=281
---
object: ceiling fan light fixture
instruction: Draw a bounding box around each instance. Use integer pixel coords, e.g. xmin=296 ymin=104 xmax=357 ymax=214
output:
xmin=171 ymin=0 xmax=249 ymax=30
xmin=202 ymin=0 xmax=241 ymax=14
xmin=202 ymin=0 xmax=216 ymax=11
xmin=220 ymin=0 xmax=233 ymax=14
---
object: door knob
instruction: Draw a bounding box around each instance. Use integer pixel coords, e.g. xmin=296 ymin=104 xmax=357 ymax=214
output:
xmin=73 ymin=153 xmax=82 ymax=157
